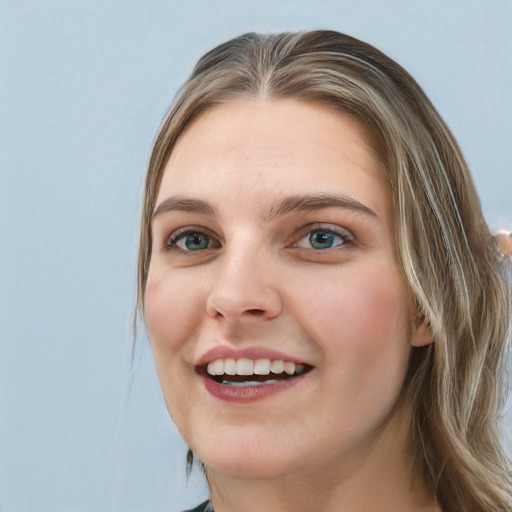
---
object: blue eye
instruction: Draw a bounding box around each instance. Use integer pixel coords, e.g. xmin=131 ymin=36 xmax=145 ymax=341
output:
xmin=167 ymin=230 xmax=220 ymax=252
xmin=181 ymin=233 xmax=211 ymax=251
xmin=297 ymin=228 xmax=351 ymax=249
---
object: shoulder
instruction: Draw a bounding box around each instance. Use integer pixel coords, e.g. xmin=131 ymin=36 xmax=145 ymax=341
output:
xmin=181 ymin=500 xmax=213 ymax=512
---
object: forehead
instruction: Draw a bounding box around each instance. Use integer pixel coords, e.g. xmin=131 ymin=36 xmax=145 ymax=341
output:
xmin=157 ymin=99 xmax=388 ymax=219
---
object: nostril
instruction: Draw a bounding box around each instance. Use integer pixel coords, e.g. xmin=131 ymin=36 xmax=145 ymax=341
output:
xmin=246 ymin=309 xmax=265 ymax=316
xmin=206 ymin=285 xmax=282 ymax=321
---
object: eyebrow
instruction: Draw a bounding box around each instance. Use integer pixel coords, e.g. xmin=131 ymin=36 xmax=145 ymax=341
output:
xmin=152 ymin=193 xmax=378 ymax=222
xmin=152 ymin=197 xmax=217 ymax=220
xmin=267 ymin=193 xmax=378 ymax=221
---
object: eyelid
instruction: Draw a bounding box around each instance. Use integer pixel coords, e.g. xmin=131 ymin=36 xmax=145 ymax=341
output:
xmin=162 ymin=223 xmax=354 ymax=253
xmin=164 ymin=225 xmax=221 ymax=252
xmin=291 ymin=223 xmax=354 ymax=248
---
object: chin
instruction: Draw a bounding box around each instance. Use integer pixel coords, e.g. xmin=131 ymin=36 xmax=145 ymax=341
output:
xmin=192 ymin=434 xmax=298 ymax=480
xmin=204 ymin=456 xmax=289 ymax=480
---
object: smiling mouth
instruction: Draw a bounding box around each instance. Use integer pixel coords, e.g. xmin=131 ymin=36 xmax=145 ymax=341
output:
xmin=199 ymin=357 xmax=312 ymax=387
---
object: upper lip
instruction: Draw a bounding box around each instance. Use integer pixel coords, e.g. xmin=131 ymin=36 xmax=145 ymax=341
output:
xmin=195 ymin=345 xmax=311 ymax=367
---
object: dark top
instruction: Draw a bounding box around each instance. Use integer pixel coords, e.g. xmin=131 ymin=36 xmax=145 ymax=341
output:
xmin=182 ymin=500 xmax=213 ymax=512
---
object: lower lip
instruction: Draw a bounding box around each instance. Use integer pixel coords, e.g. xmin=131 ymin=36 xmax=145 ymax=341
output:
xmin=202 ymin=373 xmax=310 ymax=403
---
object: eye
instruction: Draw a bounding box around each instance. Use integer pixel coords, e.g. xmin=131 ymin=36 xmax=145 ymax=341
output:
xmin=165 ymin=228 xmax=220 ymax=252
xmin=296 ymin=227 xmax=352 ymax=250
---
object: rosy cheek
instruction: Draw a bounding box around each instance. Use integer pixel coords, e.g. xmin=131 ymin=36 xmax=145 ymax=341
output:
xmin=347 ymin=280 xmax=406 ymax=339
xmin=145 ymin=271 xmax=206 ymax=355
xmin=303 ymin=269 xmax=408 ymax=354
xmin=145 ymin=277 xmax=182 ymax=353
xmin=144 ymin=278 xmax=169 ymax=337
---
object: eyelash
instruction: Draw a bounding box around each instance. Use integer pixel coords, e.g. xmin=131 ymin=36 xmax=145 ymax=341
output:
xmin=164 ymin=227 xmax=221 ymax=252
xmin=163 ymin=224 xmax=354 ymax=253
xmin=294 ymin=225 xmax=354 ymax=250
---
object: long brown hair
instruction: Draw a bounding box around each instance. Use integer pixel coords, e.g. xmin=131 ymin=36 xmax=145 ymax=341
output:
xmin=137 ymin=31 xmax=512 ymax=511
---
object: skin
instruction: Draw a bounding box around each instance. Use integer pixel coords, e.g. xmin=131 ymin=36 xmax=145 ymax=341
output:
xmin=145 ymin=99 xmax=438 ymax=512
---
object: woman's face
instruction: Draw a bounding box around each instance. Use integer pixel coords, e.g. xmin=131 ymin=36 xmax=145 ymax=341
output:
xmin=145 ymin=99 xmax=430 ymax=478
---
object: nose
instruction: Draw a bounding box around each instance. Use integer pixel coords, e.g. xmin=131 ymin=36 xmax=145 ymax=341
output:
xmin=205 ymin=244 xmax=283 ymax=323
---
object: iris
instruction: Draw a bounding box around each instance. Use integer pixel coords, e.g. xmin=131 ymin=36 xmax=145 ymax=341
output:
xmin=308 ymin=230 xmax=343 ymax=249
xmin=183 ymin=233 xmax=211 ymax=251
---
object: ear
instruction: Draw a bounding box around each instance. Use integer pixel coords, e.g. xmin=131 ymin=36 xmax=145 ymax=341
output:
xmin=410 ymin=315 xmax=433 ymax=347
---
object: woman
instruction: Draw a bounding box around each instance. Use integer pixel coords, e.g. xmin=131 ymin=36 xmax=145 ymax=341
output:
xmin=137 ymin=31 xmax=511 ymax=512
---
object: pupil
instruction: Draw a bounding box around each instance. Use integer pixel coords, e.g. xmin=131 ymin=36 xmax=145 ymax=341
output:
xmin=185 ymin=233 xmax=208 ymax=250
xmin=310 ymin=231 xmax=333 ymax=249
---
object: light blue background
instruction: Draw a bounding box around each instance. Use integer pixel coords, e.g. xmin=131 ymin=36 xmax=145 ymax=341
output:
xmin=1 ymin=1 xmax=511 ymax=511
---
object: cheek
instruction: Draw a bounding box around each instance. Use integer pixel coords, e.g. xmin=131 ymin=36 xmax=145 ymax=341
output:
xmin=296 ymin=265 xmax=411 ymax=373
xmin=144 ymin=272 xmax=204 ymax=427
xmin=144 ymin=272 xmax=204 ymax=394
xmin=144 ymin=270 xmax=204 ymax=348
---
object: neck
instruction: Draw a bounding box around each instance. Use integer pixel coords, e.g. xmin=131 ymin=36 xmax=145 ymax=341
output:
xmin=206 ymin=411 xmax=440 ymax=512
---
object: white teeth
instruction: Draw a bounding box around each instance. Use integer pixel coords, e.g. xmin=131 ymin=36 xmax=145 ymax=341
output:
xmin=208 ymin=359 xmax=224 ymax=376
xmin=270 ymin=360 xmax=284 ymax=374
xmin=206 ymin=357 xmax=306 ymax=377
xmin=254 ymin=359 xmax=271 ymax=375
xmin=284 ymin=362 xmax=296 ymax=375
xmin=236 ymin=358 xmax=254 ymax=375
xmin=224 ymin=358 xmax=236 ymax=375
